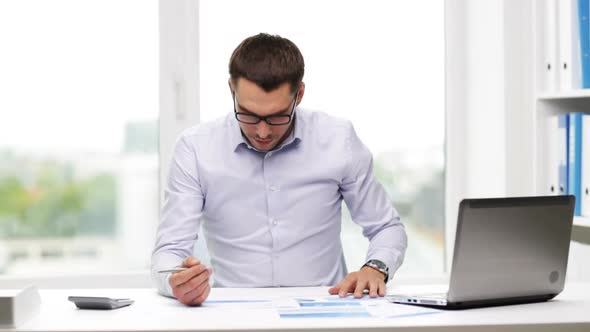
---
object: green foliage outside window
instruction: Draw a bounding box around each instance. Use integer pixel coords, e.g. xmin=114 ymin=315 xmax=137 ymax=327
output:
xmin=0 ymin=158 xmax=116 ymax=238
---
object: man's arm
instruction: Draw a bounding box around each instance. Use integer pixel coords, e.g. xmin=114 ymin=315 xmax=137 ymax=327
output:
xmin=330 ymin=123 xmax=408 ymax=297
xmin=151 ymin=134 xmax=206 ymax=298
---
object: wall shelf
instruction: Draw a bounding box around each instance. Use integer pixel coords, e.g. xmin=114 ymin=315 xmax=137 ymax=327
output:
xmin=537 ymin=89 xmax=590 ymax=100
xmin=574 ymin=216 xmax=590 ymax=228
xmin=572 ymin=219 xmax=590 ymax=245
xmin=532 ymin=2 xmax=590 ymax=249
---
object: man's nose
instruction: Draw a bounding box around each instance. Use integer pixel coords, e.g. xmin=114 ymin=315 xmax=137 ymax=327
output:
xmin=255 ymin=121 xmax=272 ymax=138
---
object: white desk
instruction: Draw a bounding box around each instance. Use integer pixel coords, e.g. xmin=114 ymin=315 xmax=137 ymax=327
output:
xmin=4 ymin=283 xmax=590 ymax=332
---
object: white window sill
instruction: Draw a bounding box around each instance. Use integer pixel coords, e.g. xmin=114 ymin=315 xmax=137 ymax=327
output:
xmin=0 ymin=270 xmax=152 ymax=289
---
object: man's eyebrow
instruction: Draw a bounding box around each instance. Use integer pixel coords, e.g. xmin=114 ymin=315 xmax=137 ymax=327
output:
xmin=237 ymin=103 xmax=291 ymax=116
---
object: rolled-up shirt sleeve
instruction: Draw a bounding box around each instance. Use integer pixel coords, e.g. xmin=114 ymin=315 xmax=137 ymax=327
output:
xmin=339 ymin=123 xmax=408 ymax=281
xmin=151 ymin=134 xmax=204 ymax=297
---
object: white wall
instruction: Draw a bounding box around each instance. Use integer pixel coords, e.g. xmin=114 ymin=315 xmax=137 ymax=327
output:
xmin=503 ymin=0 xmax=536 ymax=196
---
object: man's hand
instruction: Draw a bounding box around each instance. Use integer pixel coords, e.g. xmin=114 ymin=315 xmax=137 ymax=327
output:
xmin=169 ymin=256 xmax=212 ymax=306
xmin=328 ymin=266 xmax=387 ymax=298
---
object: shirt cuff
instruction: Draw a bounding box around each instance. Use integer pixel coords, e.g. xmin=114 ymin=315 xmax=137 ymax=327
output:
xmin=366 ymin=250 xmax=405 ymax=283
xmin=151 ymin=267 xmax=177 ymax=298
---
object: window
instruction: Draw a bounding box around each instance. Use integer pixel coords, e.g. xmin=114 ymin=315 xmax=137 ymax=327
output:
xmin=199 ymin=0 xmax=445 ymax=277
xmin=0 ymin=0 xmax=159 ymax=275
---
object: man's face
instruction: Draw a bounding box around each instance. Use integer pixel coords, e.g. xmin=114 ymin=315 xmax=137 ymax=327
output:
xmin=231 ymin=78 xmax=302 ymax=151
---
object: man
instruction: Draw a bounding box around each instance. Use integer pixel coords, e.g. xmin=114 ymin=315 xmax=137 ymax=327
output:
xmin=151 ymin=33 xmax=407 ymax=306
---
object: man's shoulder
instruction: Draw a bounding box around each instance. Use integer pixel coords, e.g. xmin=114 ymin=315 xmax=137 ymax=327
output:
xmin=299 ymin=109 xmax=352 ymax=131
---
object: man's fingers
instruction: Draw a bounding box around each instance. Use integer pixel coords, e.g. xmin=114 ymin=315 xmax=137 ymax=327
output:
xmin=332 ymin=270 xmax=389 ymax=299
xmin=328 ymin=286 xmax=340 ymax=295
xmin=180 ymin=281 xmax=210 ymax=306
xmin=179 ymin=278 xmax=210 ymax=306
xmin=337 ymin=281 xmax=350 ymax=297
xmin=339 ymin=278 xmax=356 ymax=297
xmin=368 ymin=280 xmax=379 ymax=298
xmin=378 ymin=281 xmax=386 ymax=297
xmin=189 ymin=284 xmax=211 ymax=306
xmin=179 ymin=280 xmax=207 ymax=305
xmin=170 ymin=263 xmax=204 ymax=288
xmin=353 ymin=278 xmax=366 ymax=298
xmin=182 ymin=256 xmax=200 ymax=268
xmin=175 ymin=267 xmax=211 ymax=297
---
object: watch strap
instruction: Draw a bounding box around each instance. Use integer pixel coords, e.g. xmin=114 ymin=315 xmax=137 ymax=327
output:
xmin=362 ymin=259 xmax=389 ymax=282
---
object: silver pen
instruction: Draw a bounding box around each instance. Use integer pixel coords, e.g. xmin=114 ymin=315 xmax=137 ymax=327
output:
xmin=157 ymin=267 xmax=188 ymax=274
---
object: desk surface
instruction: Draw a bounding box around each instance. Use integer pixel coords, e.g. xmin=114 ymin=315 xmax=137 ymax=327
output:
xmin=5 ymin=283 xmax=590 ymax=332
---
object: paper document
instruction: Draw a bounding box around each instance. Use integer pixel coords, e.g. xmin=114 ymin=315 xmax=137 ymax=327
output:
xmin=201 ymin=293 xmax=440 ymax=319
xmin=279 ymin=295 xmax=441 ymax=319
xmin=202 ymin=298 xmax=299 ymax=309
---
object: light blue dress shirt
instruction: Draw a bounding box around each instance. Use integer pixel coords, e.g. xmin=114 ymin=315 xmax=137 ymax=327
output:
xmin=151 ymin=108 xmax=407 ymax=296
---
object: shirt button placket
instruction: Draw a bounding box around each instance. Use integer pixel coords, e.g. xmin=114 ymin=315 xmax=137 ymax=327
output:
xmin=263 ymin=151 xmax=279 ymax=286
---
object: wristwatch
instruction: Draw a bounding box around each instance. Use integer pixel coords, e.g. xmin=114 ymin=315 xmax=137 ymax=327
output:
xmin=362 ymin=259 xmax=389 ymax=282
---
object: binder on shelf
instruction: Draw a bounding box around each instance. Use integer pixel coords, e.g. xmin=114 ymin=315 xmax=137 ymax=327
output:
xmin=581 ymin=114 xmax=590 ymax=217
xmin=558 ymin=114 xmax=569 ymax=195
xmin=568 ymin=113 xmax=583 ymax=215
xmin=544 ymin=0 xmax=559 ymax=92
xmin=548 ymin=116 xmax=560 ymax=195
xmin=558 ymin=0 xmax=582 ymax=90
xmin=579 ymin=0 xmax=590 ymax=88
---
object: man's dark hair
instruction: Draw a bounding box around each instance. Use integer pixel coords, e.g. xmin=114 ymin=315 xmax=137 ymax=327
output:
xmin=229 ymin=33 xmax=304 ymax=93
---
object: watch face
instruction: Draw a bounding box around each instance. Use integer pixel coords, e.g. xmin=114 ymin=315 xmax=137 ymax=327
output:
xmin=364 ymin=260 xmax=389 ymax=282
xmin=369 ymin=260 xmax=387 ymax=271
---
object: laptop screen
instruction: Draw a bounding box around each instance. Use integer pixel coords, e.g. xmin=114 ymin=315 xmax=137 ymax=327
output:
xmin=448 ymin=196 xmax=575 ymax=303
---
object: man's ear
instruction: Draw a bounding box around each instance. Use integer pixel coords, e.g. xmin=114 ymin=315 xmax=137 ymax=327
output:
xmin=228 ymin=78 xmax=235 ymax=96
xmin=296 ymin=82 xmax=305 ymax=106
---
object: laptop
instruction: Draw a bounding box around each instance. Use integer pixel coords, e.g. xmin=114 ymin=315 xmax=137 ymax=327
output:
xmin=389 ymin=195 xmax=575 ymax=309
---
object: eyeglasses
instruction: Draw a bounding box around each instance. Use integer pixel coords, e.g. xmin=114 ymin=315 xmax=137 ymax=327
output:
xmin=233 ymin=90 xmax=298 ymax=126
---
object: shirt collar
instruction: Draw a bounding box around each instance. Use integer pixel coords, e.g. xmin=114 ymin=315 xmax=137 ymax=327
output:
xmin=230 ymin=108 xmax=303 ymax=153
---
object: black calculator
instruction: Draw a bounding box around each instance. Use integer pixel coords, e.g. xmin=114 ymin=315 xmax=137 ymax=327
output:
xmin=68 ymin=296 xmax=134 ymax=310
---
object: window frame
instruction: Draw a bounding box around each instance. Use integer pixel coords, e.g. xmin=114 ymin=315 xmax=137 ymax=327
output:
xmin=0 ymin=0 xmax=512 ymax=288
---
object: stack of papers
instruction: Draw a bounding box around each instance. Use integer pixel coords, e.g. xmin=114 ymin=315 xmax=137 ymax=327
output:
xmin=279 ymin=295 xmax=440 ymax=319
xmin=202 ymin=294 xmax=440 ymax=319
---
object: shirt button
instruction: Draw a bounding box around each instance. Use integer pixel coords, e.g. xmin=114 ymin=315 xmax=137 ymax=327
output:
xmin=268 ymin=185 xmax=278 ymax=192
